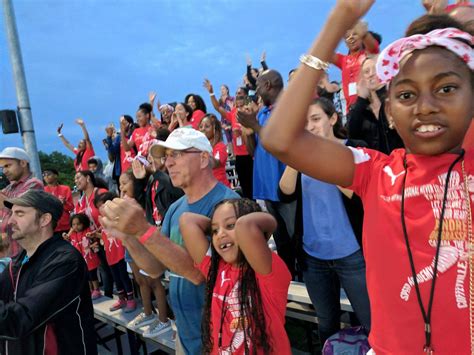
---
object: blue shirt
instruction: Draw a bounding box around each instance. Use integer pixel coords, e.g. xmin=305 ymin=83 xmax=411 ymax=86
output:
xmin=301 ymin=174 xmax=360 ymax=260
xmin=253 ymin=106 xmax=286 ymax=201
xmin=161 ymin=182 xmax=238 ymax=354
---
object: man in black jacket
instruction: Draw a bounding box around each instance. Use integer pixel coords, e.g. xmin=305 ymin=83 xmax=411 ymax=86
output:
xmin=0 ymin=190 xmax=97 ymax=354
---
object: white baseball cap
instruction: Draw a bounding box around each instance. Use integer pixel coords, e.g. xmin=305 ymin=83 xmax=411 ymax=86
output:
xmin=0 ymin=147 xmax=31 ymax=164
xmin=150 ymin=128 xmax=212 ymax=157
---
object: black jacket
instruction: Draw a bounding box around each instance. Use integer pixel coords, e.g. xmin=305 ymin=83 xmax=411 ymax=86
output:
xmin=277 ymin=139 xmax=366 ymax=268
xmin=134 ymin=170 xmax=184 ymax=225
xmin=0 ymin=234 xmax=97 ymax=355
xmin=348 ymin=87 xmax=404 ymax=155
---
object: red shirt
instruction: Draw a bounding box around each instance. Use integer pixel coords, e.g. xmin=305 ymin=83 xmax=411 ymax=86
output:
xmin=198 ymin=253 xmax=291 ymax=354
xmin=69 ymin=228 xmax=100 ymax=271
xmin=45 ymin=184 xmax=74 ymax=232
xmin=120 ymin=141 xmax=135 ymax=173
xmin=191 ymin=110 xmax=206 ymax=130
xmin=335 ymin=44 xmax=379 ymax=110
xmin=348 ymin=147 xmax=473 ymax=354
xmin=227 ymin=109 xmax=249 ymax=156
xmin=0 ymin=175 xmax=43 ymax=257
xmin=73 ymin=146 xmax=95 ymax=172
xmin=463 ymin=121 xmax=474 ymax=150
xmin=130 ymin=125 xmax=156 ymax=157
xmin=150 ymin=179 xmax=163 ymax=225
xmin=101 ymin=230 xmax=125 ymax=266
xmin=74 ymin=188 xmax=108 ymax=230
xmin=212 ymin=142 xmax=230 ymax=187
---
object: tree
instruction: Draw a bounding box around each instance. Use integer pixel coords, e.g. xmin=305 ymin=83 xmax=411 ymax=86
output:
xmin=39 ymin=151 xmax=75 ymax=188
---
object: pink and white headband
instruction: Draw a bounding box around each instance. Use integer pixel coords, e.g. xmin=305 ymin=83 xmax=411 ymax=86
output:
xmin=376 ymin=27 xmax=474 ymax=84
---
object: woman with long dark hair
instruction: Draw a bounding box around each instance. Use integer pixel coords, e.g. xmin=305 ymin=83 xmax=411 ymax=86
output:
xmin=57 ymin=118 xmax=95 ymax=172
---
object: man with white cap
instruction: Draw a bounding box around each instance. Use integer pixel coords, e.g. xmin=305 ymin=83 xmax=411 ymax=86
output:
xmin=0 ymin=147 xmax=43 ymax=257
xmin=99 ymin=128 xmax=239 ymax=354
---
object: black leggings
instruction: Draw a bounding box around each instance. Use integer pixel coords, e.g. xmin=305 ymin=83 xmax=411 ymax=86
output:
xmin=109 ymin=259 xmax=133 ymax=295
xmin=88 ymin=268 xmax=98 ymax=282
xmin=235 ymin=155 xmax=253 ymax=200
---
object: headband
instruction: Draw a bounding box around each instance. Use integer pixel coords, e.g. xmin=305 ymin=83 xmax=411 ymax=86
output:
xmin=159 ymin=104 xmax=174 ymax=112
xmin=376 ymin=27 xmax=474 ymax=84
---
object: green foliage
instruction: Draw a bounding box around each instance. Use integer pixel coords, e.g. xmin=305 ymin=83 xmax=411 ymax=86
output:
xmin=38 ymin=151 xmax=75 ymax=188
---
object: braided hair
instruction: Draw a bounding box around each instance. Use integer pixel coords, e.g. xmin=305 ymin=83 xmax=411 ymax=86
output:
xmin=201 ymin=198 xmax=271 ymax=354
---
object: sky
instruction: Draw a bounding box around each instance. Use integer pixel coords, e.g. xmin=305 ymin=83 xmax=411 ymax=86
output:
xmin=0 ymin=0 xmax=426 ymax=162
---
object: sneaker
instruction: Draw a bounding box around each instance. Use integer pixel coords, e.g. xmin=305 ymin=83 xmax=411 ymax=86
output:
xmin=91 ymin=290 xmax=102 ymax=300
xmin=109 ymin=299 xmax=127 ymax=312
xmin=124 ymin=299 xmax=137 ymax=313
xmin=127 ymin=312 xmax=156 ymax=329
xmin=143 ymin=319 xmax=172 ymax=338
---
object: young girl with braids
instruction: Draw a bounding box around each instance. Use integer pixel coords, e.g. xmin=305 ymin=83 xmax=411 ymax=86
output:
xmin=179 ymin=198 xmax=291 ymax=354
xmin=259 ymin=0 xmax=474 ymax=353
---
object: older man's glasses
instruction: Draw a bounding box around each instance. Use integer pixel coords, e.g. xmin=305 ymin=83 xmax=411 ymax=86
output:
xmin=160 ymin=149 xmax=201 ymax=164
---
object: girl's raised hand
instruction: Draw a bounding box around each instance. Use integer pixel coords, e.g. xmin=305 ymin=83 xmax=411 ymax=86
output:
xmin=132 ymin=159 xmax=146 ymax=179
xmin=336 ymin=0 xmax=375 ymax=19
xmin=57 ymin=123 xmax=63 ymax=134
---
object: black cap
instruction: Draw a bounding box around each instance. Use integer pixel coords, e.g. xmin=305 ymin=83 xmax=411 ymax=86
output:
xmin=4 ymin=190 xmax=63 ymax=222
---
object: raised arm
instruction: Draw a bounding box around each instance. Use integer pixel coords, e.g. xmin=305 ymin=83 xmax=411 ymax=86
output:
xmin=203 ymin=78 xmax=227 ymax=118
xmin=355 ymin=20 xmax=379 ymax=53
xmin=234 ymin=212 xmax=276 ymax=275
xmin=57 ymin=123 xmax=75 ymax=153
xmin=260 ymin=0 xmax=375 ymax=187
xmin=179 ymin=212 xmax=211 ymax=264
xmin=76 ymin=119 xmax=93 ymax=150
xmin=120 ymin=117 xmax=134 ymax=152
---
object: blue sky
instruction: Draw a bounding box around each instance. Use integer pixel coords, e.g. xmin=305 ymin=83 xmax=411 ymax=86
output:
xmin=0 ymin=0 xmax=425 ymax=161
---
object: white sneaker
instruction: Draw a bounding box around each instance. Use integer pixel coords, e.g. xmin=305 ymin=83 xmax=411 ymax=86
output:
xmin=143 ymin=319 xmax=172 ymax=338
xmin=127 ymin=312 xmax=156 ymax=329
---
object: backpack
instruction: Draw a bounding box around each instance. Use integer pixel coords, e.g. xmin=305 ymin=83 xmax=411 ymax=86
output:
xmin=322 ymin=326 xmax=371 ymax=355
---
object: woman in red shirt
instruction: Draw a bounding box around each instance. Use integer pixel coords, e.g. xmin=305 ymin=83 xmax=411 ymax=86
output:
xmin=57 ymin=118 xmax=95 ymax=172
xmin=199 ymin=114 xmax=231 ymax=187
xmin=185 ymin=93 xmax=207 ymax=129
xmin=121 ymin=103 xmax=157 ymax=159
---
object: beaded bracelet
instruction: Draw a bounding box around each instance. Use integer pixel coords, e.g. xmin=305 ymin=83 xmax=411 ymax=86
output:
xmin=299 ymin=54 xmax=329 ymax=71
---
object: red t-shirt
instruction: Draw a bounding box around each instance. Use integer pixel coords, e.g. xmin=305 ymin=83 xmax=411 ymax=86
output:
xmin=120 ymin=141 xmax=135 ymax=173
xmin=74 ymin=188 xmax=108 ymax=230
xmin=130 ymin=125 xmax=156 ymax=157
xmin=45 ymin=185 xmax=74 ymax=232
xmin=101 ymin=230 xmax=125 ymax=266
xmin=69 ymin=228 xmax=100 ymax=271
xmin=73 ymin=146 xmax=95 ymax=172
xmin=463 ymin=121 xmax=474 ymax=150
xmin=191 ymin=110 xmax=206 ymax=130
xmin=198 ymin=253 xmax=291 ymax=354
xmin=212 ymin=142 xmax=230 ymax=187
xmin=335 ymin=44 xmax=379 ymax=110
xmin=226 ymin=109 xmax=249 ymax=156
xmin=348 ymin=147 xmax=473 ymax=354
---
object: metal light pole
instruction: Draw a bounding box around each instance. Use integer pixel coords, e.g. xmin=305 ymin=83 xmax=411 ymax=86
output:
xmin=2 ymin=0 xmax=41 ymax=179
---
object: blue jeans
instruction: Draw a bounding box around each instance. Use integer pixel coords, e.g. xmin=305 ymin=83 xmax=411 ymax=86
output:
xmin=302 ymin=249 xmax=371 ymax=345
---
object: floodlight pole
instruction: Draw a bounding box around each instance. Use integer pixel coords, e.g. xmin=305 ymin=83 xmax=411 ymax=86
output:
xmin=2 ymin=0 xmax=41 ymax=179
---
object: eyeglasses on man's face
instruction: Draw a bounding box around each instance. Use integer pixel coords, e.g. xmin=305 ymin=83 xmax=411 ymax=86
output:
xmin=160 ymin=149 xmax=202 ymax=164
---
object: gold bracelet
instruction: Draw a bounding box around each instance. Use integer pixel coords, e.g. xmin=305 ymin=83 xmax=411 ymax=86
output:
xmin=299 ymin=54 xmax=329 ymax=71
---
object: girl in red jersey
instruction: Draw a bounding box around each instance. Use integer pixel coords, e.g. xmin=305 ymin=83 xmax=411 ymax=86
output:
xmin=199 ymin=113 xmax=231 ymax=187
xmin=180 ymin=198 xmax=291 ymax=355
xmin=67 ymin=213 xmax=102 ymax=299
xmin=57 ymin=119 xmax=95 ymax=172
xmin=259 ymin=1 xmax=474 ymax=353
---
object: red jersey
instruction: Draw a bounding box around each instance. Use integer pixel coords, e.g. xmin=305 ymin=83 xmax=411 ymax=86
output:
xmin=73 ymin=146 xmax=95 ymax=172
xmin=130 ymin=125 xmax=156 ymax=157
xmin=463 ymin=121 xmax=474 ymax=150
xmin=191 ymin=110 xmax=206 ymax=130
xmin=348 ymin=147 xmax=473 ymax=354
xmin=212 ymin=142 xmax=230 ymax=187
xmin=101 ymin=230 xmax=125 ymax=266
xmin=226 ymin=109 xmax=249 ymax=156
xmin=69 ymin=228 xmax=100 ymax=271
xmin=74 ymin=188 xmax=108 ymax=230
xmin=198 ymin=253 xmax=291 ymax=354
xmin=335 ymin=44 xmax=379 ymax=110
xmin=45 ymin=184 xmax=74 ymax=232
xmin=120 ymin=141 xmax=135 ymax=173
